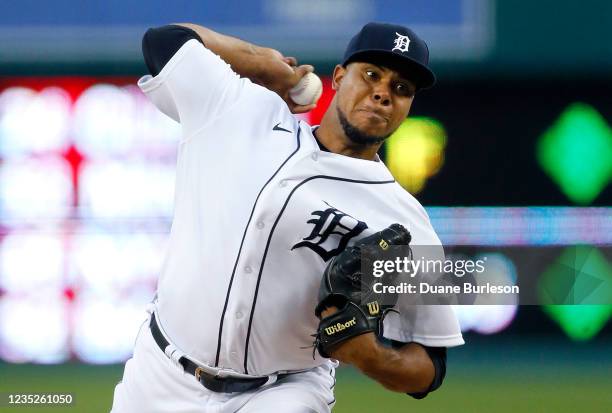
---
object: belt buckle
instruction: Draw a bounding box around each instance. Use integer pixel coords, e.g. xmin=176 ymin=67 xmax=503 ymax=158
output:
xmin=195 ymin=366 xmax=221 ymax=382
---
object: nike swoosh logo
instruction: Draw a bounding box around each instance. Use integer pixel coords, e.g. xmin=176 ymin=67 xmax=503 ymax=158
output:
xmin=273 ymin=123 xmax=292 ymax=133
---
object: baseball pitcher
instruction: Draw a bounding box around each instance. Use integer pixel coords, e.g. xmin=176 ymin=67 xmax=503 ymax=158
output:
xmin=111 ymin=22 xmax=464 ymax=412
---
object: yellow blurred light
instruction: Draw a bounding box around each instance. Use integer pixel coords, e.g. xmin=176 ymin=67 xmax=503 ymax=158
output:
xmin=385 ymin=117 xmax=447 ymax=193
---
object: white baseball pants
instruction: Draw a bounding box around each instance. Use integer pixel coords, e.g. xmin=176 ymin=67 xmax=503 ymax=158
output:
xmin=111 ymin=317 xmax=336 ymax=413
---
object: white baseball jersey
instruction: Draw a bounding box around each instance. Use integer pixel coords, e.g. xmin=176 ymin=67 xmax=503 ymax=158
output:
xmin=137 ymin=39 xmax=464 ymax=377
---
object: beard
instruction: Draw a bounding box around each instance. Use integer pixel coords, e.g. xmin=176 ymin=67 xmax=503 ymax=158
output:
xmin=337 ymin=107 xmax=390 ymax=146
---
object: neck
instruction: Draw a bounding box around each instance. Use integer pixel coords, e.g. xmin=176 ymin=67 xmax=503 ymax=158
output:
xmin=315 ymin=102 xmax=382 ymax=161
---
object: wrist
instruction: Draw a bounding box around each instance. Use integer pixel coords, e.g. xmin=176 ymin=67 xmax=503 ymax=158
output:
xmin=250 ymin=47 xmax=288 ymax=86
xmin=246 ymin=45 xmax=268 ymax=82
xmin=330 ymin=332 xmax=381 ymax=365
xmin=351 ymin=334 xmax=382 ymax=366
xmin=320 ymin=306 xmax=339 ymax=319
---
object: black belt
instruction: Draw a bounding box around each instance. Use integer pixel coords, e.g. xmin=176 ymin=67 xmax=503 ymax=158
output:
xmin=149 ymin=313 xmax=278 ymax=393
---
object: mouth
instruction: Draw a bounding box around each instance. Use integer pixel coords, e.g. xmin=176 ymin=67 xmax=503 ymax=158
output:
xmin=355 ymin=108 xmax=389 ymax=123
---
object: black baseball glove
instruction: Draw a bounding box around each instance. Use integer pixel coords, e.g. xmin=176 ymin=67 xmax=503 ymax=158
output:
xmin=313 ymin=223 xmax=412 ymax=358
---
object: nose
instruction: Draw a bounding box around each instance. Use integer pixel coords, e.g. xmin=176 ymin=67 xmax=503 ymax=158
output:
xmin=372 ymin=88 xmax=391 ymax=106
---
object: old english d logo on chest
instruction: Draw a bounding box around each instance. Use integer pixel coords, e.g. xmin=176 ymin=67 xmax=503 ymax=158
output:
xmin=292 ymin=201 xmax=367 ymax=262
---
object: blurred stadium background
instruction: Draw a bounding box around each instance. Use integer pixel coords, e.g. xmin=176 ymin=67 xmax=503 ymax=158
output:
xmin=0 ymin=1 xmax=611 ymax=412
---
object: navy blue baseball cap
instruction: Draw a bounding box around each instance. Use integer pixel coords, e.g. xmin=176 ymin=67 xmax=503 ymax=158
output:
xmin=342 ymin=22 xmax=436 ymax=90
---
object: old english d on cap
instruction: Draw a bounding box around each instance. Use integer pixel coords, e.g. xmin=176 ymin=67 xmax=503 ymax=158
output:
xmin=342 ymin=22 xmax=436 ymax=90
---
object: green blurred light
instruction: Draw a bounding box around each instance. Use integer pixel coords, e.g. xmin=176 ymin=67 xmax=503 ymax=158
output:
xmin=537 ymin=103 xmax=612 ymax=204
xmin=539 ymin=246 xmax=612 ymax=341
xmin=539 ymin=246 xmax=612 ymax=305
xmin=543 ymin=305 xmax=612 ymax=341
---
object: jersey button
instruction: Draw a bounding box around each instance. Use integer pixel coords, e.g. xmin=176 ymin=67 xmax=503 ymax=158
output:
xmin=244 ymin=266 xmax=252 ymax=274
xmin=236 ymin=312 xmax=243 ymax=319
xmin=256 ymin=221 xmax=265 ymax=229
xmin=311 ymin=152 xmax=318 ymax=161
xmin=279 ymin=180 xmax=287 ymax=188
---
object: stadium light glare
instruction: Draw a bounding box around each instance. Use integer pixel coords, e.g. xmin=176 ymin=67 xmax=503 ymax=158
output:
xmin=72 ymin=84 xmax=181 ymax=158
xmin=78 ymin=160 xmax=175 ymax=218
xmin=385 ymin=117 xmax=447 ymax=193
xmin=0 ymin=87 xmax=71 ymax=156
xmin=71 ymin=231 xmax=165 ymax=296
xmin=72 ymin=295 xmax=152 ymax=364
xmin=543 ymin=305 xmax=612 ymax=341
xmin=539 ymin=246 xmax=612 ymax=340
xmin=72 ymin=84 xmax=137 ymax=157
xmin=0 ymin=232 xmax=65 ymax=293
xmin=537 ymin=103 xmax=612 ymax=204
xmin=0 ymin=157 xmax=73 ymax=220
xmin=0 ymin=295 xmax=69 ymax=363
xmin=452 ymin=254 xmax=518 ymax=335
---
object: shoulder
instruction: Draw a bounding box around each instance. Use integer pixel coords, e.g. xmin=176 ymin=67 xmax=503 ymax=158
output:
xmin=390 ymin=183 xmax=433 ymax=225
xmin=217 ymin=77 xmax=293 ymax=123
xmin=383 ymin=183 xmax=441 ymax=247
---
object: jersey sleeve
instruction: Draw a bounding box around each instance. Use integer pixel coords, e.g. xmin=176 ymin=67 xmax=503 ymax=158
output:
xmin=137 ymin=28 xmax=250 ymax=137
xmin=382 ymin=304 xmax=464 ymax=347
xmin=382 ymin=244 xmax=464 ymax=347
xmin=383 ymin=186 xmax=465 ymax=347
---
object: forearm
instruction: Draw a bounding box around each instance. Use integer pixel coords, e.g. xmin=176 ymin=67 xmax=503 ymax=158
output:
xmin=330 ymin=333 xmax=435 ymax=393
xmin=144 ymin=23 xmax=313 ymax=113
xmin=176 ymin=23 xmax=270 ymax=84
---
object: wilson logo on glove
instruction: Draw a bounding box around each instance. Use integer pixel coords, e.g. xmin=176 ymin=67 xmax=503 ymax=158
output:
xmin=366 ymin=301 xmax=380 ymax=316
xmin=324 ymin=318 xmax=357 ymax=336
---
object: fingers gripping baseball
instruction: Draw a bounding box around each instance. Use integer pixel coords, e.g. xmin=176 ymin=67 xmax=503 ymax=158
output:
xmin=254 ymin=49 xmax=316 ymax=112
xmin=282 ymin=56 xmax=298 ymax=67
xmin=286 ymin=65 xmax=320 ymax=113
xmin=292 ymin=64 xmax=313 ymax=79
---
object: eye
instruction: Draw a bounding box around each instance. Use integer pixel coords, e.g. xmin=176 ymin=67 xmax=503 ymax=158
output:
xmin=395 ymin=82 xmax=414 ymax=96
xmin=365 ymin=70 xmax=379 ymax=80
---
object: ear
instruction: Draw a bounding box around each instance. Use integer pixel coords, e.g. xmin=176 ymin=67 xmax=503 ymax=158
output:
xmin=331 ymin=64 xmax=347 ymax=91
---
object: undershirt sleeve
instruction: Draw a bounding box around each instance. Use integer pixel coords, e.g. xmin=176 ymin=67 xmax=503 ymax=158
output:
xmin=142 ymin=25 xmax=204 ymax=76
xmin=387 ymin=339 xmax=447 ymax=399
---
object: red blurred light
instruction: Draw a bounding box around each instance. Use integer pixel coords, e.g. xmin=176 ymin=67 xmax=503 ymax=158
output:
xmin=63 ymin=145 xmax=85 ymax=207
xmin=63 ymin=287 xmax=75 ymax=302
xmin=0 ymin=77 xmax=136 ymax=102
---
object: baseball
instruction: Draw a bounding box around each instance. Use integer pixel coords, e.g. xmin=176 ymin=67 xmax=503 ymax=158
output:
xmin=289 ymin=72 xmax=323 ymax=106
